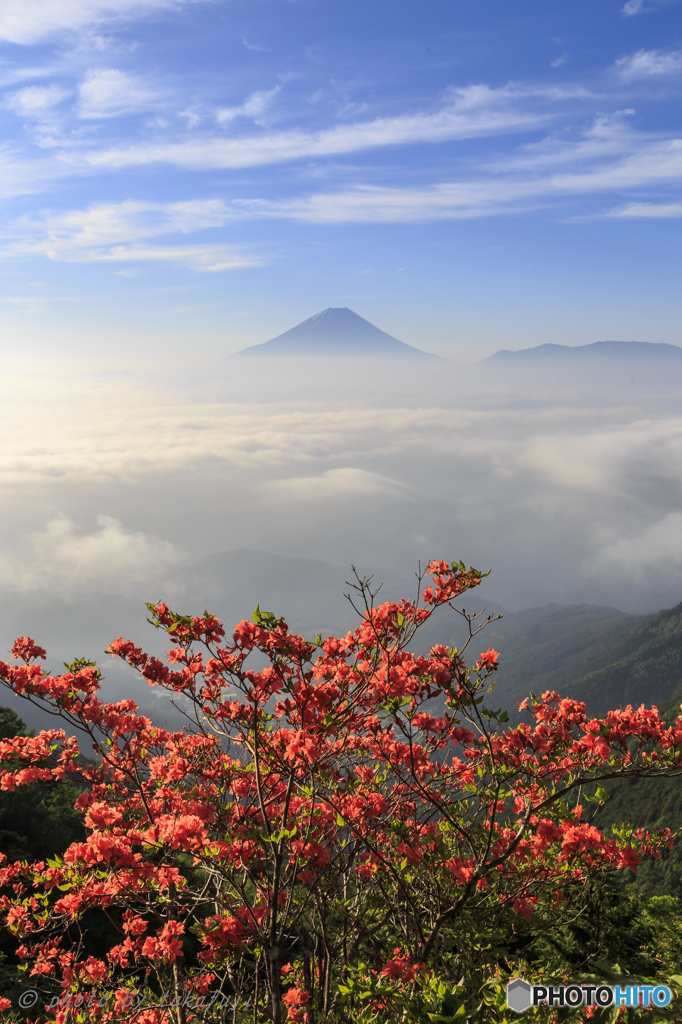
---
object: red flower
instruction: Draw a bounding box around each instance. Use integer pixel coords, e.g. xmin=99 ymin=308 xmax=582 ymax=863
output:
xmin=282 ymin=987 xmax=311 ymax=1007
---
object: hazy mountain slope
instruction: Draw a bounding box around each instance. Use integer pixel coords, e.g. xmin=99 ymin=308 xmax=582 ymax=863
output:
xmin=177 ymin=547 xmax=410 ymax=639
xmin=557 ymin=603 xmax=682 ymax=714
xmin=481 ymin=340 xmax=682 ymax=364
xmin=0 ymin=550 xmax=416 ymax=735
xmin=445 ymin=601 xmax=682 ymax=720
xmin=165 ymin=328 xmax=682 ymax=411
xmin=447 ymin=603 xmax=638 ymax=716
xmin=234 ymin=307 xmax=444 ymax=359
xmin=2 ymin=545 xmax=680 ymax=741
xmin=466 ymin=339 xmax=682 ymax=410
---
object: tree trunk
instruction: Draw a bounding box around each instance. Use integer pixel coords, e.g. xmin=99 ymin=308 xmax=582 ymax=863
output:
xmin=269 ymin=945 xmax=281 ymax=1024
xmin=172 ymin=956 xmax=188 ymax=1024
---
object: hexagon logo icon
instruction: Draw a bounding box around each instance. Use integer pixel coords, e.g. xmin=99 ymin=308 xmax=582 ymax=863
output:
xmin=506 ymin=978 xmax=533 ymax=1013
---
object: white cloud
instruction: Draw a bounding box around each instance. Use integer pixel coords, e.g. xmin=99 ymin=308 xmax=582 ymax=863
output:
xmin=491 ymin=112 xmax=642 ymax=180
xmin=0 ymin=0 xmax=195 ymax=45
xmin=0 ymin=79 xmax=680 ymax=228
xmin=241 ymin=38 xmax=270 ymax=53
xmin=216 ymin=86 xmax=282 ymax=126
xmin=1 ymin=373 xmax=681 ymax=612
xmin=72 ymin=243 xmax=260 ymax=270
xmin=607 ymin=201 xmax=682 ymax=217
xmin=38 ymin=118 xmax=682 ymax=230
xmin=17 ymin=198 xmax=230 ymax=244
xmin=614 ymin=49 xmax=682 ymax=80
xmin=0 ymin=66 xmax=60 ymax=88
xmin=591 ymin=513 xmax=682 ymax=575
xmin=550 ymin=137 xmax=682 ymax=193
xmin=621 ymin=0 xmax=680 ymax=16
xmin=5 ymin=83 xmax=69 ymax=117
xmin=230 ymin=181 xmax=536 ymax=224
xmin=4 ymin=293 xmax=75 ymax=312
xmin=0 ymin=198 xmax=261 ymax=271
xmin=9 ymin=514 xmax=184 ymax=592
xmin=78 ymin=68 xmax=159 ymax=119
xmin=215 ymin=122 xmax=682 ymax=221
xmin=83 ymin=84 xmax=554 ymax=171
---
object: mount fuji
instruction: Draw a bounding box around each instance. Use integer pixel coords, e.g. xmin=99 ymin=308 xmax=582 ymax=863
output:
xmin=234 ymin=307 xmax=445 ymax=360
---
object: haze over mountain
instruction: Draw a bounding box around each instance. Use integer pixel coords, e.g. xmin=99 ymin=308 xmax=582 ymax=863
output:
xmin=464 ymin=336 xmax=682 ymax=407
xmin=2 ymin=302 xmax=682 ymax=700
xmin=168 ymin=308 xmax=681 ymax=416
xmin=480 ymin=340 xmax=682 ymax=365
xmin=233 ymin=307 xmax=444 ymax=360
xmin=3 ymin=542 xmax=681 ymax=753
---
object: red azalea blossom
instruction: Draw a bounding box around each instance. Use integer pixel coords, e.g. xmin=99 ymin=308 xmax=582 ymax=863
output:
xmin=0 ymin=559 xmax=678 ymax=1022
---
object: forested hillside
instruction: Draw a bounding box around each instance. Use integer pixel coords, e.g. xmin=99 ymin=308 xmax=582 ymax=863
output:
xmin=431 ymin=597 xmax=682 ymax=901
xmin=461 ymin=600 xmax=682 ymax=720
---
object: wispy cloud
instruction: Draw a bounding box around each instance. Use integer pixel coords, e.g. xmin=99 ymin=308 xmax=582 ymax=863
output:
xmin=4 ymin=293 xmax=76 ymax=312
xmin=614 ymin=48 xmax=682 ymax=79
xmin=551 ymin=136 xmax=682 ymax=193
xmin=231 ymin=182 xmax=535 ymax=224
xmin=218 ymin=121 xmax=682 ymax=224
xmin=0 ymin=80 xmax=598 ymax=204
xmin=215 ymin=85 xmax=282 ymax=126
xmin=0 ymin=73 xmax=677 ymax=236
xmin=0 ymin=0 xmax=197 ymax=45
xmin=241 ymin=38 xmax=271 ymax=53
xmin=80 ymin=84 xmax=560 ymax=171
xmin=620 ymin=0 xmax=680 ymax=15
xmin=607 ymin=201 xmax=682 ymax=217
xmin=498 ymin=112 xmax=643 ymax=172
xmin=69 ymin=244 xmax=260 ymax=271
xmin=12 ymin=198 xmax=229 ymax=246
xmin=5 ymin=83 xmax=70 ymax=117
xmin=78 ymin=68 xmax=161 ymax=119
xmin=0 ymin=199 xmax=261 ymax=271
xmin=5 ymin=110 xmax=680 ymax=232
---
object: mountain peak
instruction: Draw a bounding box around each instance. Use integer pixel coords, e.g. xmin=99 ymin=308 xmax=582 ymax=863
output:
xmin=234 ymin=307 xmax=443 ymax=359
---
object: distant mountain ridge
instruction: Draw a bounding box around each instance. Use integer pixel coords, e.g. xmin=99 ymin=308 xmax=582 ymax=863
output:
xmin=234 ymin=307 xmax=445 ymax=360
xmin=481 ymin=340 xmax=682 ymax=364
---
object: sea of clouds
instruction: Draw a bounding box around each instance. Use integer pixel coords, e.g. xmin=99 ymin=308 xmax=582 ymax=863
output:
xmin=1 ymin=354 xmax=680 ymax=728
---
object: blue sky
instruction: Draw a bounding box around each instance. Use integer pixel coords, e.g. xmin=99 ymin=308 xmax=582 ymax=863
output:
xmin=0 ymin=0 xmax=681 ymax=368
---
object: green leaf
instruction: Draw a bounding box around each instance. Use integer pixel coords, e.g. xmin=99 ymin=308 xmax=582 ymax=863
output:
xmin=585 ymin=784 xmax=608 ymax=804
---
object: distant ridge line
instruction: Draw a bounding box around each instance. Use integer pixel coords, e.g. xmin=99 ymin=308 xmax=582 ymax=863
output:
xmin=480 ymin=340 xmax=682 ymax=364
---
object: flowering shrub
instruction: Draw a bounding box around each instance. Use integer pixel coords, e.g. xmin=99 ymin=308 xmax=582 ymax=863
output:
xmin=0 ymin=559 xmax=681 ymax=1023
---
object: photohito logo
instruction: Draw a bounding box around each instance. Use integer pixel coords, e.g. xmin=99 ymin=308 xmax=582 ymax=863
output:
xmin=506 ymin=978 xmax=672 ymax=1013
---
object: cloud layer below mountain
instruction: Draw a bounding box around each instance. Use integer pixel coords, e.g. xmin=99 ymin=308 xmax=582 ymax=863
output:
xmin=1 ymin=360 xmax=680 ymax=643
